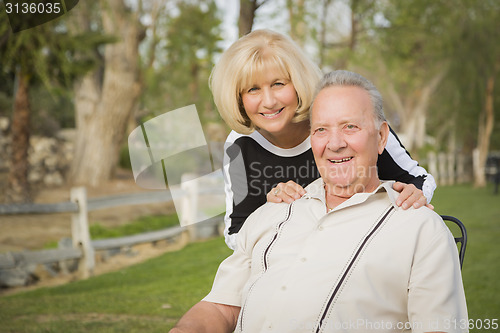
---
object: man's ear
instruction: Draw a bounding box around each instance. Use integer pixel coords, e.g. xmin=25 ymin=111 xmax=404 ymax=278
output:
xmin=377 ymin=122 xmax=390 ymax=155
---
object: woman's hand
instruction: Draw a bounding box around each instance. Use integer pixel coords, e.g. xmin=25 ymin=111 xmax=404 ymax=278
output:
xmin=392 ymin=182 xmax=434 ymax=210
xmin=267 ymin=180 xmax=306 ymax=204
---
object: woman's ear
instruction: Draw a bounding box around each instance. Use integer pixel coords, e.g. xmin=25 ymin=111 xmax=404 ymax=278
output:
xmin=377 ymin=122 xmax=390 ymax=155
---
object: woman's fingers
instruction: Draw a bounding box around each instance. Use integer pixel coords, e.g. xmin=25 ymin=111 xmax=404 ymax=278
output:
xmin=267 ymin=181 xmax=306 ymax=204
xmin=393 ymin=182 xmax=428 ymax=210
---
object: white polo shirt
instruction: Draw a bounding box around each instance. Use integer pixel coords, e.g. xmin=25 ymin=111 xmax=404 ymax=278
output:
xmin=204 ymin=179 xmax=468 ymax=332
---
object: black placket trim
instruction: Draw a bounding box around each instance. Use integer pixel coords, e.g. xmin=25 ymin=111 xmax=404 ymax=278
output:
xmin=239 ymin=203 xmax=294 ymax=332
xmin=315 ymin=205 xmax=395 ymax=333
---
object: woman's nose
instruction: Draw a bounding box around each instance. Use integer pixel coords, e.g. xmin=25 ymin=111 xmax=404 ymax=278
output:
xmin=262 ymin=88 xmax=277 ymax=108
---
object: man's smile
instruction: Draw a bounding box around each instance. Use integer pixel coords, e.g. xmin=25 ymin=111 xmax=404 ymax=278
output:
xmin=328 ymin=157 xmax=354 ymax=164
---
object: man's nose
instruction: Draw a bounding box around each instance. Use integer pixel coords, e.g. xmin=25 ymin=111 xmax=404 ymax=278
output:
xmin=326 ymin=130 xmax=347 ymax=151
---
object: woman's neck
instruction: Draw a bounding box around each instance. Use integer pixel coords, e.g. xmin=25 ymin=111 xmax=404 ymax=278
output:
xmin=257 ymin=120 xmax=310 ymax=149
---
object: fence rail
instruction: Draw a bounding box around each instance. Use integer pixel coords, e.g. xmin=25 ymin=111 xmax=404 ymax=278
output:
xmin=91 ymin=226 xmax=185 ymax=250
xmin=0 ymin=190 xmax=182 ymax=215
xmin=0 ymin=202 xmax=78 ymax=215
xmin=0 ymin=176 xmax=224 ymax=287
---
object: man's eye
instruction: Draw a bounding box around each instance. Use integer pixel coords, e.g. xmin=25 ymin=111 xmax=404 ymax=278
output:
xmin=345 ymin=124 xmax=358 ymax=130
xmin=315 ymin=128 xmax=325 ymax=133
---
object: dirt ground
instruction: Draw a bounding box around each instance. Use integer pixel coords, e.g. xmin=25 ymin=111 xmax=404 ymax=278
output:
xmin=0 ymin=169 xmax=185 ymax=295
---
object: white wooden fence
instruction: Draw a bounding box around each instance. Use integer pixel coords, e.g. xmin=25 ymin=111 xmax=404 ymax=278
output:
xmin=427 ymin=152 xmax=472 ymax=185
xmin=0 ymin=177 xmax=224 ymax=287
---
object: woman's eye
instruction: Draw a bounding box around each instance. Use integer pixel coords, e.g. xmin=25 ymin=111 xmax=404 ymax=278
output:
xmin=247 ymin=87 xmax=258 ymax=93
xmin=273 ymin=81 xmax=285 ymax=87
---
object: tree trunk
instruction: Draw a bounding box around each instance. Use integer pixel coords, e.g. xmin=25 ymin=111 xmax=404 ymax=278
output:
xmin=287 ymin=0 xmax=306 ymax=46
xmin=318 ymin=0 xmax=332 ymax=68
xmin=385 ymin=69 xmax=445 ymax=152
xmin=473 ymin=73 xmax=496 ymax=187
xmin=70 ymin=0 xmax=141 ymax=187
xmin=70 ymin=71 xmax=100 ymax=182
xmin=400 ymin=113 xmax=417 ymax=152
xmin=349 ymin=0 xmax=360 ymax=51
xmin=6 ymin=69 xmax=32 ymax=203
xmin=239 ymin=0 xmax=258 ymax=36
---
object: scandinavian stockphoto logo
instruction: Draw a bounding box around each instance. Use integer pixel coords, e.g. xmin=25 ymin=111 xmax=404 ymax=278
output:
xmin=128 ymin=105 xmax=228 ymax=227
xmin=4 ymin=0 xmax=79 ymax=32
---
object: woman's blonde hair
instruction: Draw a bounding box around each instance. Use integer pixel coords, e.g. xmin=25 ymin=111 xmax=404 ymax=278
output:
xmin=209 ymin=29 xmax=322 ymax=134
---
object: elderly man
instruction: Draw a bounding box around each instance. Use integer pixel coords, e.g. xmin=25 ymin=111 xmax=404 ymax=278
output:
xmin=170 ymin=70 xmax=468 ymax=333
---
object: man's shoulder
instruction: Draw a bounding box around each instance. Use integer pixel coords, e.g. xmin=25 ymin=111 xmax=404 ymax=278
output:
xmin=238 ymin=202 xmax=293 ymax=245
xmin=247 ymin=201 xmax=293 ymax=225
xmin=391 ymin=203 xmax=448 ymax=237
xmin=381 ymin=184 xmax=446 ymax=231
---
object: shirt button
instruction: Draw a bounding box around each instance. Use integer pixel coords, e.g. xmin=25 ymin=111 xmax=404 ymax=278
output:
xmin=318 ymin=225 xmax=324 ymax=231
xmin=281 ymin=285 xmax=287 ymax=291
xmin=301 ymin=257 xmax=307 ymax=262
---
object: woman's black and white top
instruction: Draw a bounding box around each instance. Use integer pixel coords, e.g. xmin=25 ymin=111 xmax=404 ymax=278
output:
xmin=222 ymin=127 xmax=436 ymax=250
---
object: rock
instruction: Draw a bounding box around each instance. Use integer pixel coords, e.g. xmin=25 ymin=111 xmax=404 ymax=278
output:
xmin=0 ymin=132 xmax=77 ymax=188
xmin=58 ymin=238 xmax=79 ymax=273
xmin=0 ymin=267 xmax=31 ymax=288
xmin=43 ymin=172 xmax=64 ymax=186
xmin=56 ymin=128 xmax=76 ymax=143
xmin=0 ymin=117 xmax=9 ymax=132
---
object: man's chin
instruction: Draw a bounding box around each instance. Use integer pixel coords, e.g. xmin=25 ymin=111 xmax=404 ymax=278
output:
xmin=325 ymin=182 xmax=356 ymax=197
xmin=325 ymin=179 xmax=380 ymax=198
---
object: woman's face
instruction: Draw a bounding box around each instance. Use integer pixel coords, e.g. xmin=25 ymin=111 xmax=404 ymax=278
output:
xmin=240 ymin=68 xmax=299 ymax=137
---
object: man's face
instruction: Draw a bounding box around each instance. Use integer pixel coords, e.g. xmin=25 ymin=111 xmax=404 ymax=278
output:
xmin=310 ymin=85 xmax=389 ymax=198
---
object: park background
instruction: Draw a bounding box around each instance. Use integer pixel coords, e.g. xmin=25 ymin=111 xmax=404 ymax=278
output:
xmin=0 ymin=0 xmax=499 ymax=331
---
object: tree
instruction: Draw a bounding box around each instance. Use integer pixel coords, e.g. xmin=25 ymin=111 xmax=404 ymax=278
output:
xmin=287 ymin=0 xmax=307 ymax=46
xmin=312 ymin=0 xmax=444 ymax=153
xmin=8 ymin=68 xmax=31 ymax=203
xmin=69 ymin=0 xmax=224 ymax=187
xmin=374 ymin=60 xmax=447 ymax=153
xmin=238 ymin=0 xmax=268 ymax=36
xmin=446 ymin=0 xmax=500 ymax=187
xmin=0 ymin=6 xmax=101 ymax=202
xmin=358 ymin=0 xmax=455 ymax=154
xmin=136 ymin=0 xmax=223 ymax=128
xmin=318 ymin=0 xmax=380 ymax=69
xmin=371 ymin=0 xmax=499 ymax=186
xmin=69 ymin=0 xmax=145 ymax=187
xmin=0 ymin=18 xmax=40 ymax=202
xmin=161 ymin=0 xmax=222 ymax=122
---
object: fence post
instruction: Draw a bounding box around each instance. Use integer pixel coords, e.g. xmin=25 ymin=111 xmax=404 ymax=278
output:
xmin=70 ymin=187 xmax=95 ymax=279
xmin=180 ymin=173 xmax=199 ymax=241
xmin=447 ymin=152 xmax=456 ymax=185
xmin=456 ymin=153 xmax=465 ymax=184
xmin=438 ymin=152 xmax=448 ymax=185
xmin=428 ymin=151 xmax=438 ymax=184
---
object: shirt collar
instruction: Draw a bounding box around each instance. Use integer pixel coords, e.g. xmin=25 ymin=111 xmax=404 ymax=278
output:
xmin=303 ymin=178 xmax=398 ymax=212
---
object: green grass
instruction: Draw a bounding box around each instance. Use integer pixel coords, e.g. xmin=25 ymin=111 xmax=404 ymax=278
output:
xmin=432 ymin=183 xmax=500 ymax=326
xmin=1 ymin=183 xmax=499 ymax=332
xmin=0 ymin=237 xmax=232 ymax=332
xmin=88 ymin=214 xmax=180 ymax=240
